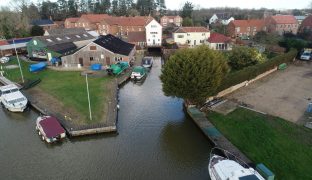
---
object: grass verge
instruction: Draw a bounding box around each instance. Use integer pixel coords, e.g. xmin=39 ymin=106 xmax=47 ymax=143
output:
xmin=208 ymin=108 xmax=312 ymax=180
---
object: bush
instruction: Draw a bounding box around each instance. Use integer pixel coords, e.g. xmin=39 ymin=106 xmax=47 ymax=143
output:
xmin=217 ymin=49 xmax=297 ymax=92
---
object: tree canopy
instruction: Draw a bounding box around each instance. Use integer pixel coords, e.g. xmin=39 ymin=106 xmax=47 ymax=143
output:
xmin=160 ymin=45 xmax=229 ymax=104
xmin=180 ymin=1 xmax=193 ymax=18
xmin=30 ymin=25 xmax=44 ymax=36
xmin=182 ymin=17 xmax=193 ymax=26
xmin=228 ymin=46 xmax=265 ymax=70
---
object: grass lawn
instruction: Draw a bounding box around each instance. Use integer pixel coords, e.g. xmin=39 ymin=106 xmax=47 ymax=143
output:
xmin=208 ymin=108 xmax=312 ymax=180
xmin=2 ymin=57 xmax=113 ymax=124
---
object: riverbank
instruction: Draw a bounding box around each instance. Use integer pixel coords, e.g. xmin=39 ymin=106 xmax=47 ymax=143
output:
xmin=208 ymin=108 xmax=312 ymax=179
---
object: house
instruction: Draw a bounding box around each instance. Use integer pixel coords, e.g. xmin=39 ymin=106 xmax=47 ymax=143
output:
xmin=227 ymin=19 xmax=266 ymax=38
xmin=26 ymin=33 xmax=94 ymax=61
xmin=127 ymin=31 xmax=146 ymax=49
xmin=75 ymin=14 xmax=111 ymax=33
xmin=61 ymin=34 xmax=135 ymax=68
xmin=31 ymin=19 xmax=58 ymax=30
xmin=299 ymin=15 xmax=312 ymax=33
xmin=265 ymin=15 xmax=299 ymax=35
xmin=173 ymin=27 xmax=210 ymax=47
xmin=145 ymin=19 xmax=163 ymax=47
xmin=209 ymin=13 xmax=234 ymax=25
xmin=295 ymin=16 xmax=307 ymax=25
xmin=64 ymin=17 xmax=80 ymax=28
xmin=206 ymin=32 xmax=232 ymax=51
xmin=98 ymin=16 xmax=153 ymax=36
xmin=0 ymin=37 xmax=32 ymax=57
xmin=160 ymin=16 xmax=183 ymax=27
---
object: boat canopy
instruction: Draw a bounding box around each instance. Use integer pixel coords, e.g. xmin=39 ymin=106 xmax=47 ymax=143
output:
xmin=132 ymin=66 xmax=146 ymax=75
xmin=39 ymin=117 xmax=65 ymax=138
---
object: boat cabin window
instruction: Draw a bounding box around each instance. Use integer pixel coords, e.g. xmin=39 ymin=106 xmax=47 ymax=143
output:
xmin=8 ymin=97 xmax=25 ymax=104
xmin=10 ymin=88 xmax=18 ymax=93
xmin=239 ymin=174 xmax=261 ymax=180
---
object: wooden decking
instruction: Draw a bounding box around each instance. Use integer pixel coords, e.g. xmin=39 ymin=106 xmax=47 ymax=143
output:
xmin=187 ymin=106 xmax=253 ymax=165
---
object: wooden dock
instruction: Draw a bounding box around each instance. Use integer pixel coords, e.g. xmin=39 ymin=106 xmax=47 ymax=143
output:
xmin=187 ymin=106 xmax=253 ymax=165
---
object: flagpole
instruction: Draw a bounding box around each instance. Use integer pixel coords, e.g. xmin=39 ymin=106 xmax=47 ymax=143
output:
xmin=13 ymin=39 xmax=24 ymax=83
xmin=86 ymin=74 xmax=92 ymax=121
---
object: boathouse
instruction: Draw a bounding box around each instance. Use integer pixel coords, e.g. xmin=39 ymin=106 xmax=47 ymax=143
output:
xmin=61 ymin=34 xmax=135 ymax=68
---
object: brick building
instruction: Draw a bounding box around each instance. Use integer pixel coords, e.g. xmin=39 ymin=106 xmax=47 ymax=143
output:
xmin=265 ymin=15 xmax=299 ymax=35
xmin=160 ymin=16 xmax=183 ymax=27
xmin=227 ymin=19 xmax=266 ymax=38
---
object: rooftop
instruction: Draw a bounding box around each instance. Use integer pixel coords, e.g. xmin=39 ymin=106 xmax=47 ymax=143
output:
xmin=231 ymin=19 xmax=265 ymax=27
xmin=127 ymin=31 xmax=146 ymax=42
xmin=46 ymin=28 xmax=87 ymax=36
xmin=94 ymin=34 xmax=135 ymax=56
xmin=301 ymin=15 xmax=312 ymax=27
xmin=102 ymin=16 xmax=153 ymax=26
xmin=81 ymin=14 xmax=110 ymax=23
xmin=174 ymin=27 xmax=210 ymax=33
xmin=31 ymin=19 xmax=55 ymax=26
xmin=271 ymin=15 xmax=298 ymax=24
xmin=65 ymin=17 xmax=80 ymax=23
xmin=208 ymin=32 xmax=231 ymax=43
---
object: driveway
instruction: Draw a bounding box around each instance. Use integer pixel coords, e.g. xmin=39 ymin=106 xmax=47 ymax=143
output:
xmin=228 ymin=61 xmax=312 ymax=124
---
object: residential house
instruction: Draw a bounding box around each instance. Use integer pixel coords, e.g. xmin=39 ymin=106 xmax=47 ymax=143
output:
xmin=75 ymin=14 xmax=111 ymax=33
xmin=61 ymin=34 xmax=135 ymax=68
xmin=98 ymin=16 xmax=153 ymax=36
xmin=295 ymin=16 xmax=307 ymax=25
xmin=160 ymin=16 xmax=183 ymax=27
xmin=127 ymin=31 xmax=146 ymax=49
xmin=145 ymin=19 xmax=163 ymax=47
xmin=265 ymin=15 xmax=299 ymax=35
xmin=0 ymin=37 xmax=32 ymax=57
xmin=27 ymin=33 xmax=94 ymax=61
xmin=209 ymin=13 xmax=235 ymax=25
xmin=206 ymin=32 xmax=232 ymax=51
xmin=299 ymin=15 xmax=312 ymax=33
xmin=64 ymin=17 xmax=80 ymax=28
xmin=31 ymin=19 xmax=58 ymax=30
xmin=227 ymin=19 xmax=266 ymax=38
xmin=173 ymin=27 xmax=210 ymax=47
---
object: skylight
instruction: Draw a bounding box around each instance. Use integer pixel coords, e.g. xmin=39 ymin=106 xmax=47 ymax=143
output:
xmin=65 ymin=36 xmax=70 ymax=40
xmin=46 ymin=39 xmax=53 ymax=42
xmin=76 ymin=35 xmax=81 ymax=38
xmin=56 ymin=37 xmax=62 ymax=41
xmin=83 ymin=34 xmax=88 ymax=37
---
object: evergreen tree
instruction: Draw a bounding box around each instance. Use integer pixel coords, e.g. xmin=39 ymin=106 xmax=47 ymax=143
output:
xmin=182 ymin=17 xmax=193 ymax=26
xmin=30 ymin=25 xmax=44 ymax=36
xmin=160 ymin=46 xmax=229 ymax=105
xmin=181 ymin=1 xmax=193 ymax=18
xmin=68 ymin=0 xmax=78 ymax=17
xmin=228 ymin=46 xmax=265 ymax=70
xmin=111 ymin=0 xmax=119 ymax=15
xmin=119 ymin=0 xmax=127 ymax=15
xmin=156 ymin=0 xmax=166 ymax=16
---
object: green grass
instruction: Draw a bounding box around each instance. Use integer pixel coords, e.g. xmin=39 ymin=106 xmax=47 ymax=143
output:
xmin=3 ymin=57 xmax=113 ymax=124
xmin=208 ymin=108 xmax=312 ymax=180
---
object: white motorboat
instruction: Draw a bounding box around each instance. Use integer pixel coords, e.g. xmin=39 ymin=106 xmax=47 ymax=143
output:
xmin=141 ymin=56 xmax=153 ymax=68
xmin=208 ymin=148 xmax=265 ymax=180
xmin=0 ymin=84 xmax=28 ymax=112
xmin=36 ymin=116 xmax=66 ymax=143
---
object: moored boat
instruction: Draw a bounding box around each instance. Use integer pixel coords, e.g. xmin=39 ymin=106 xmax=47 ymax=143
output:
xmin=208 ymin=147 xmax=265 ymax=180
xmin=141 ymin=56 xmax=153 ymax=68
xmin=36 ymin=116 xmax=66 ymax=143
xmin=0 ymin=84 xmax=28 ymax=112
xmin=131 ymin=66 xmax=146 ymax=80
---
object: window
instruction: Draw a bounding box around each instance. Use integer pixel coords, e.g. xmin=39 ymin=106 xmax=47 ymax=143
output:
xmin=150 ymin=32 xmax=158 ymax=34
xmin=202 ymin=33 xmax=205 ymax=36
xmin=151 ymin=25 xmax=157 ymax=28
xmin=236 ymin=27 xmax=240 ymax=33
xmin=200 ymin=40 xmax=204 ymax=43
xmin=139 ymin=28 xmax=142 ymax=31
xmin=187 ymin=33 xmax=190 ymax=36
xmin=90 ymin=57 xmax=94 ymax=61
xmin=90 ymin=46 xmax=96 ymax=50
xmin=177 ymin=35 xmax=184 ymax=38
xmin=247 ymin=27 xmax=250 ymax=31
xmin=253 ymin=27 xmax=257 ymax=31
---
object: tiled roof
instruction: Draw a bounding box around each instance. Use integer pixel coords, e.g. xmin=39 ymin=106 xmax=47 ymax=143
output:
xmin=47 ymin=28 xmax=87 ymax=36
xmin=231 ymin=19 xmax=265 ymax=27
xmin=7 ymin=37 xmax=33 ymax=44
xmin=0 ymin=40 xmax=8 ymax=46
xmin=174 ymin=27 xmax=210 ymax=33
xmin=31 ymin=19 xmax=55 ymax=26
xmin=127 ymin=31 xmax=146 ymax=42
xmin=271 ymin=15 xmax=298 ymax=24
xmin=65 ymin=17 xmax=80 ymax=23
xmin=208 ymin=32 xmax=231 ymax=43
xmin=102 ymin=16 xmax=153 ymax=26
xmin=301 ymin=15 xmax=312 ymax=27
xmin=81 ymin=14 xmax=110 ymax=23
xmin=94 ymin=34 xmax=135 ymax=56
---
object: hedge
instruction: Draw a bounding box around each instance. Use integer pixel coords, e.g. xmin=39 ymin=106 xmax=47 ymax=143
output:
xmin=217 ymin=49 xmax=298 ymax=92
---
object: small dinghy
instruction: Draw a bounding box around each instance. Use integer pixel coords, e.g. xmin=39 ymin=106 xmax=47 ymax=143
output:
xmin=36 ymin=116 xmax=66 ymax=143
xmin=29 ymin=62 xmax=47 ymax=72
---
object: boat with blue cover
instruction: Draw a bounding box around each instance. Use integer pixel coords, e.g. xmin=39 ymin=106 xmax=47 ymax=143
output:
xmin=29 ymin=62 xmax=47 ymax=72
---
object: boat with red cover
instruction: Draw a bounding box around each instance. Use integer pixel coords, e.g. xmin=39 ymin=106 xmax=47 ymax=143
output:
xmin=36 ymin=116 xmax=66 ymax=143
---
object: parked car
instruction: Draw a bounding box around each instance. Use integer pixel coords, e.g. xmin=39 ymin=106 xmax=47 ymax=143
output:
xmin=0 ymin=56 xmax=10 ymax=64
xmin=141 ymin=57 xmax=153 ymax=68
xmin=300 ymin=48 xmax=312 ymax=61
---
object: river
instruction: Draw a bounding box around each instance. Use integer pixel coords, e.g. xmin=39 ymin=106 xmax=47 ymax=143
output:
xmin=0 ymin=57 xmax=212 ymax=179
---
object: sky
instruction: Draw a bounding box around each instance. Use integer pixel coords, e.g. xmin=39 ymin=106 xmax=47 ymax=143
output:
xmin=0 ymin=0 xmax=310 ymax=10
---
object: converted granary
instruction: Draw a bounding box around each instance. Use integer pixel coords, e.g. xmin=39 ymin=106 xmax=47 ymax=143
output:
xmin=61 ymin=34 xmax=135 ymax=68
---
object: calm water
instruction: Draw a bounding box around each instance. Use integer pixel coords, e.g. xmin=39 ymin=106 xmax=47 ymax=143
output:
xmin=0 ymin=57 xmax=211 ymax=179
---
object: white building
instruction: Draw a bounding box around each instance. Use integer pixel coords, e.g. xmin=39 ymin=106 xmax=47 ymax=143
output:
xmin=209 ymin=13 xmax=234 ymax=25
xmin=173 ymin=27 xmax=210 ymax=47
xmin=145 ymin=19 xmax=162 ymax=47
xmin=206 ymin=32 xmax=232 ymax=51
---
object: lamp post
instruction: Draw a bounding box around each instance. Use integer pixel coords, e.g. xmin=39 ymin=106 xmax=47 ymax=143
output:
xmin=13 ymin=39 xmax=24 ymax=83
xmin=85 ymin=74 xmax=92 ymax=121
